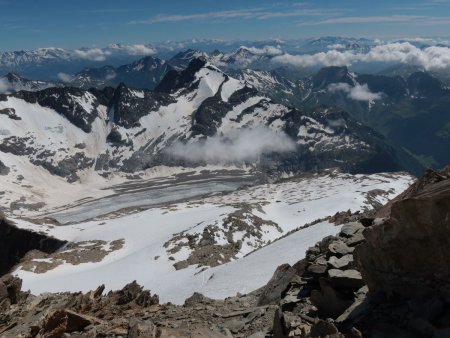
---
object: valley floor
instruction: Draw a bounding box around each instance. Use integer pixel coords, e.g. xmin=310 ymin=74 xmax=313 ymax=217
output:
xmin=7 ymin=169 xmax=413 ymax=304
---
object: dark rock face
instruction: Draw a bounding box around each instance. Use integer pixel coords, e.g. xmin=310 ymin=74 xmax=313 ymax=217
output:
xmin=155 ymin=58 xmax=206 ymax=94
xmin=356 ymin=167 xmax=450 ymax=299
xmin=72 ymin=56 xmax=173 ymax=90
xmin=0 ymin=215 xmax=66 ymax=276
xmin=0 ymin=108 xmax=21 ymax=120
xmin=0 ymin=160 xmax=10 ymax=176
xmin=312 ymin=66 xmax=354 ymax=90
xmin=13 ymin=87 xmax=101 ymax=133
xmin=279 ymin=108 xmax=423 ymax=177
xmin=109 ymin=83 xmax=174 ymax=128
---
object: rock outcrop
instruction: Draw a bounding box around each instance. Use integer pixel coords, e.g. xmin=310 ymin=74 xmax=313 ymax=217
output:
xmin=0 ymin=274 xmax=278 ymax=338
xmin=268 ymin=166 xmax=450 ymax=337
xmin=356 ymin=166 xmax=450 ymax=299
xmin=0 ymin=215 xmax=66 ymax=276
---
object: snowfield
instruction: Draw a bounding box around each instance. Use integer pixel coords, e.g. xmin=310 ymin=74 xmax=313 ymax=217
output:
xmin=11 ymin=171 xmax=413 ymax=304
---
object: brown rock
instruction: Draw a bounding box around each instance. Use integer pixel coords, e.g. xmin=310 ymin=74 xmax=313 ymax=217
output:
xmin=37 ymin=309 xmax=92 ymax=338
xmin=128 ymin=318 xmax=157 ymax=338
xmin=355 ymin=170 xmax=450 ymax=299
xmin=258 ymin=264 xmax=297 ymax=306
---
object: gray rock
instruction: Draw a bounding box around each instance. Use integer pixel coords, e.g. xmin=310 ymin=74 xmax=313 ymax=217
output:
xmin=307 ymin=263 xmax=328 ymax=275
xmin=247 ymin=332 xmax=266 ymax=338
xmin=339 ymin=222 xmax=364 ymax=237
xmin=328 ymin=255 xmax=354 ymax=269
xmin=345 ymin=232 xmax=365 ymax=246
xmin=128 ymin=318 xmax=157 ymax=338
xmin=272 ymin=307 xmax=287 ymax=338
xmin=336 ymin=286 xmax=369 ymax=323
xmin=224 ymin=318 xmax=246 ymax=334
xmin=311 ymin=279 xmax=354 ymax=318
xmin=328 ymin=269 xmax=364 ymax=289
xmin=328 ymin=240 xmax=354 ymax=256
xmin=0 ymin=160 xmax=10 ymax=176
xmin=258 ymin=264 xmax=297 ymax=306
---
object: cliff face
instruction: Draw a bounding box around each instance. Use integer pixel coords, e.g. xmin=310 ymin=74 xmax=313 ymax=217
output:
xmin=0 ymin=215 xmax=67 ymax=276
xmin=356 ymin=167 xmax=450 ymax=299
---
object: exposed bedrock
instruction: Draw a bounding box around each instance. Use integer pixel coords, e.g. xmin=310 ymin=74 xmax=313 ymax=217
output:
xmin=0 ymin=214 xmax=67 ymax=276
xmin=355 ymin=166 xmax=450 ymax=299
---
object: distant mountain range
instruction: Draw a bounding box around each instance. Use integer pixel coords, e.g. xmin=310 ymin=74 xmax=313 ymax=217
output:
xmin=2 ymin=37 xmax=449 ymax=80
xmin=1 ymin=38 xmax=449 ymax=174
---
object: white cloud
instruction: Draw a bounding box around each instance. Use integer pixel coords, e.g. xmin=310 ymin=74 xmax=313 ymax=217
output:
xmin=327 ymin=44 xmax=346 ymax=49
xmin=328 ymin=83 xmax=383 ymax=101
xmin=242 ymin=45 xmax=283 ymax=56
xmin=131 ymin=8 xmax=266 ymax=24
xmin=57 ymin=72 xmax=74 ymax=83
xmin=272 ymin=49 xmax=358 ymax=68
xmin=303 ymin=15 xmax=424 ymax=25
xmin=130 ymin=6 xmax=342 ymax=24
xmin=123 ymin=44 xmax=156 ymax=55
xmin=0 ymin=78 xmax=11 ymax=94
xmin=272 ymin=42 xmax=450 ymax=70
xmin=105 ymin=73 xmax=117 ymax=80
xmin=167 ymin=127 xmax=296 ymax=164
xmin=73 ymin=48 xmax=112 ymax=61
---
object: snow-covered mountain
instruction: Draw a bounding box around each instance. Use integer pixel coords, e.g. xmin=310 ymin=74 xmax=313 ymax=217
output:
xmin=0 ymin=58 xmax=419 ymax=188
xmin=0 ymin=44 xmax=158 ymax=81
xmin=69 ymin=56 xmax=173 ymax=90
xmin=0 ymin=73 xmax=58 ymax=94
xmin=291 ymin=66 xmax=450 ymax=170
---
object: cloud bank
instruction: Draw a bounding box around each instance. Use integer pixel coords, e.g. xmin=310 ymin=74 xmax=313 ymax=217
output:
xmin=0 ymin=78 xmax=11 ymax=94
xmin=167 ymin=127 xmax=296 ymax=164
xmin=57 ymin=72 xmax=74 ymax=83
xmin=123 ymin=44 xmax=156 ymax=55
xmin=74 ymin=48 xmax=112 ymax=61
xmin=242 ymin=45 xmax=283 ymax=56
xmin=273 ymin=42 xmax=450 ymax=70
xmin=328 ymin=83 xmax=383 ymax=101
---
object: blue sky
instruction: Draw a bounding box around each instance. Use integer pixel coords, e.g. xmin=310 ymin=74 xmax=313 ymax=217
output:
xmin=1 ymin=0 xmax=450 ymax=51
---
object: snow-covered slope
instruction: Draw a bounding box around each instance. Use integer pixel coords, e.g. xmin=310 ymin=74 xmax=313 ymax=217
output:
xmin=11 ymin=170 xmax=413 ymax=304
xmin=0 ymin=73 xmax=57 ymax=93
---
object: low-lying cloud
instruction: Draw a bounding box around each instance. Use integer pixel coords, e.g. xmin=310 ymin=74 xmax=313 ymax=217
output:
xmin=73 ymin=44 xmax=156 ymax=61
xmin=272 ymin=42 xmax=450 ymax=70
xmin=74 ymin=48 xmax=112 ymax=61
xmin=167 ymin=127 xmax=296 ymax=164
xmin=0 ymin=78 xmax=11 ymax=94
xmin=328 ymin=83 xmax=383 ymax=101
xmin=242 ymin=45 xmax=283 ymax=56
xmin=123 ymin=44 xmax=156 ymax=55
xmin=57 ymin=72 xmax=74 ymax=83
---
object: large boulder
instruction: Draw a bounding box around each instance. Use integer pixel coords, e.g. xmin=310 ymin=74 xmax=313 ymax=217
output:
xmin=355 ymin=167 xmax=450 ymax=299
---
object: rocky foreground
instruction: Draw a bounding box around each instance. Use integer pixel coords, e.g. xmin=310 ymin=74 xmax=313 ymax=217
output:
xmin=1 ymin=166 xmax=449 ymax=338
